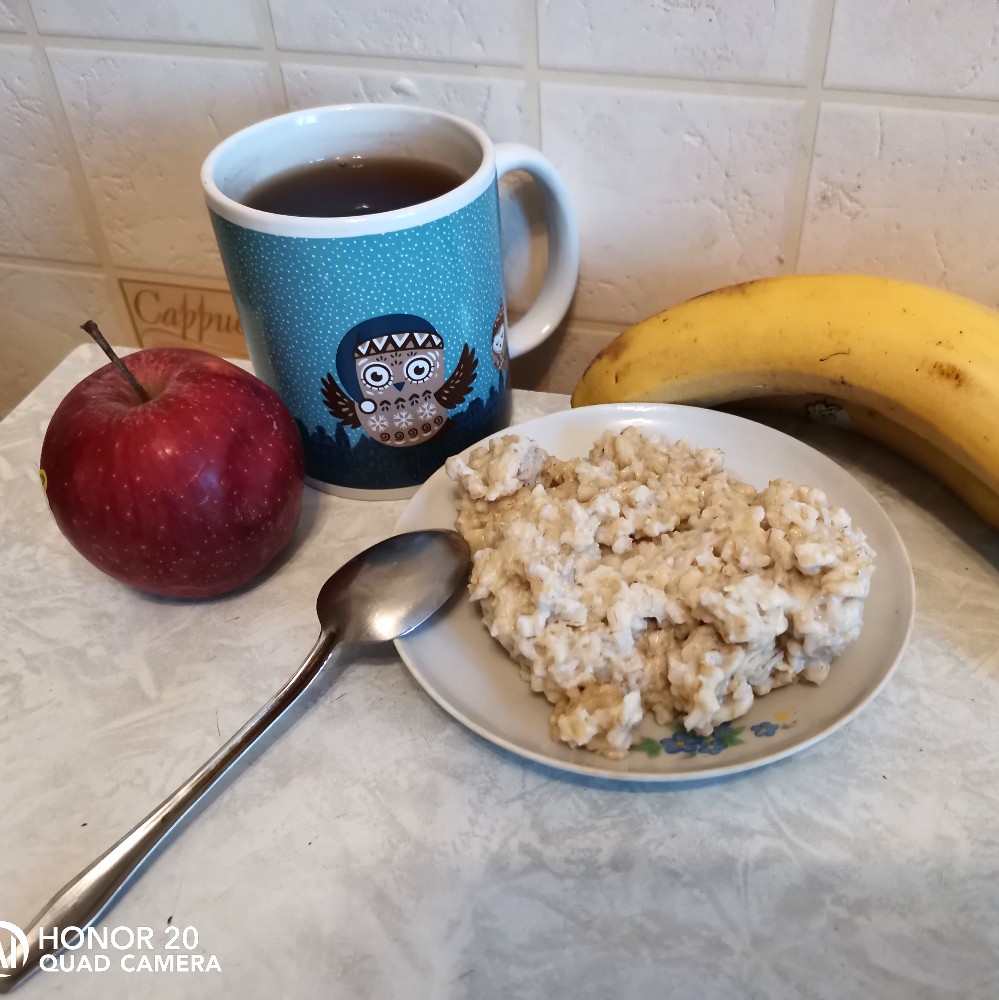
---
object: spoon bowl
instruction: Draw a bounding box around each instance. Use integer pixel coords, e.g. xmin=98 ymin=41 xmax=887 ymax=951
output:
xmin=318 ymin=529 xmax=470 ymax=645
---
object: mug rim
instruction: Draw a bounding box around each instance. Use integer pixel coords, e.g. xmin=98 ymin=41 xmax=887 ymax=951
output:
xmin=201 ymin=102 xmax=496 ymax=238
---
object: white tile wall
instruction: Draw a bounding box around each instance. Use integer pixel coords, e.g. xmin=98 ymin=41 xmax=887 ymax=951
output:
xmin=29 ymin=0 xmax=262 ymax=47
xmin=539 ymin=0 xmax=818 ymax=84
xmin=826 ymin=0 xmax=999 ymax=99
xmin=48 ymin=49 xmax=277 ymax=276
xmin=282 ymin=65 xmax=529 ymax=142
xmin=541 ymin=84 xmax=803 ymax=324
xmin=0 ymin=0 xmax=23 ymax=32
xmin=268 ymin=0 xmax=525 ymax=66
xmin=0 ymin=264 xmax=119 ymax=415
xmin=3 ymin=0 xmax=999 ymax=415
xmin=0 ymin=45 xmax=96 ymax=262
xmin=799 ymin=105 xmax=999 ymax=309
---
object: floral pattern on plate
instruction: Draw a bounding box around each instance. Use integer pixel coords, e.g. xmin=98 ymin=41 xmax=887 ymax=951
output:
xmin=636 ymin=710 xmax=798 ymax=759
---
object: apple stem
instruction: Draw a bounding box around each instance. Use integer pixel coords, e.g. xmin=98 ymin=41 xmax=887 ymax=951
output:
xmin=81 ymin=320 xmax=151 ymax=403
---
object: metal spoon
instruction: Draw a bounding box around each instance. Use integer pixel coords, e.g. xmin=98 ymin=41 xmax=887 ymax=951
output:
xmin=0 ymin=528 xmax=470 ymax=991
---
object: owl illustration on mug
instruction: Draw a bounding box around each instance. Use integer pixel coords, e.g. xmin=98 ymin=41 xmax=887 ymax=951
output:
xmin=491 ymin=302 xmax=509 ymax=379
xmin=321 ymin=313 xmax=477 ymax=448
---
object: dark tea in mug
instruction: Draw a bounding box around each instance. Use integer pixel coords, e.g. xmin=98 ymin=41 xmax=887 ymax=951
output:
xmin=242 ymin=157 xmax=466 ymax=218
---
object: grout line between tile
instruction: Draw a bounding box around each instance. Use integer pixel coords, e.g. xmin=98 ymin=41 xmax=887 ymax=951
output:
xmin=780 ymin=0 xmax=837 ymax=273
xmin=820 ymin=87 xmax=999 ymax=115
xmin=524 ymin=0 xmax=541 ymax=148
xmin=252 ymin=0 xmax=289 ymax=113
xmin=0 ymin=253 xmax=104 ymax=274
xmin=13 ymin=0 xmax=136 ymax=344
xmin=270 ymin=48 xmax=528 ymax=80
xmin=562 ymin=317 xmax=625 ymax=336
xmin=6 ymin=32 xmax=267 ymax=59
xmin=101 ymin=263 xmax=232 ymax=284
xmin=537 ymin=68 xmax=807 ymax=99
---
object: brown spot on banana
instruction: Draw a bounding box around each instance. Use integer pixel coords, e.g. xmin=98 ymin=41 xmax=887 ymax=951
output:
xmin=930 ymin=360 xmax=966 ymax=386
xmin=592 ymin=333 xmax=631 ymax=365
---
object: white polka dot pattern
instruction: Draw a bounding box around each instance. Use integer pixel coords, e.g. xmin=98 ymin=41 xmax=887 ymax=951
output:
xmin=210 ymin=184 xmax=510 ymax=489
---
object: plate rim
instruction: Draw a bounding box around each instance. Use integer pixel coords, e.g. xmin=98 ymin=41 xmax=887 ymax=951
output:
xmin=394 ymin=401 xmax=916 ymax=783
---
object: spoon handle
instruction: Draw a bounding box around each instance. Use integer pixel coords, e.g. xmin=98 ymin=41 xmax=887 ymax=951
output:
xmin=0 ymin=629 xmax=340 ymax=993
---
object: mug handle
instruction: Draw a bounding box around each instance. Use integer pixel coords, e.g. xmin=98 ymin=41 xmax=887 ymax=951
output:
xmin=494 ymin=143 xmax=580 ymax=359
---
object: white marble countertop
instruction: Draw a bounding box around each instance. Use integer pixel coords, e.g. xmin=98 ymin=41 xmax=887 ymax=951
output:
xmin=2 ymin=344 xmax=998 ymax=999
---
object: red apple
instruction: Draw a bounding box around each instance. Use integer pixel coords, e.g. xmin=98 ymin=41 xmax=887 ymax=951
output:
xmin=40 ymin=346 xmax=305 ymax=598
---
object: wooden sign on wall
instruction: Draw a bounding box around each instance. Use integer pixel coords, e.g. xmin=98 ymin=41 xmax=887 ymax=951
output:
xmin=119 ymin=278 xmax=248 ymax=358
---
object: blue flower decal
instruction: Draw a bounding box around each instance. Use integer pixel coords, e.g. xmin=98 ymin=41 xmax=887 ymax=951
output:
xmin=659 ymin=722 xmax=745 ymax=758
xmin=635 ymin=718 xmax=795 ymax=759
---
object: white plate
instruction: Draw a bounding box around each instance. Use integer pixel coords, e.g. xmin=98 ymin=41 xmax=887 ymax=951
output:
xmin=394 ymin=403 xmax=915 ymax=782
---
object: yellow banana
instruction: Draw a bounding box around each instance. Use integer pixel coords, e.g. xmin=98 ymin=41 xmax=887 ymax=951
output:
xmin=571 ymin=273 xmax=999 ymax=527
xmin=740 ymin=394 xmax=999 ymax=526
xmin=843 ymin=403 xmax=999 ymax=526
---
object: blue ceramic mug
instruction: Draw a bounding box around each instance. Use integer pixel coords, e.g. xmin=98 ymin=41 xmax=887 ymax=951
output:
xmin=201 ymin=104 xmax=578 ymax=499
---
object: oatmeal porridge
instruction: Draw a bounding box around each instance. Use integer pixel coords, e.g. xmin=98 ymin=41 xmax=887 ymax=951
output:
xmin=444 ymin=427 xmax=876 ymax=759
